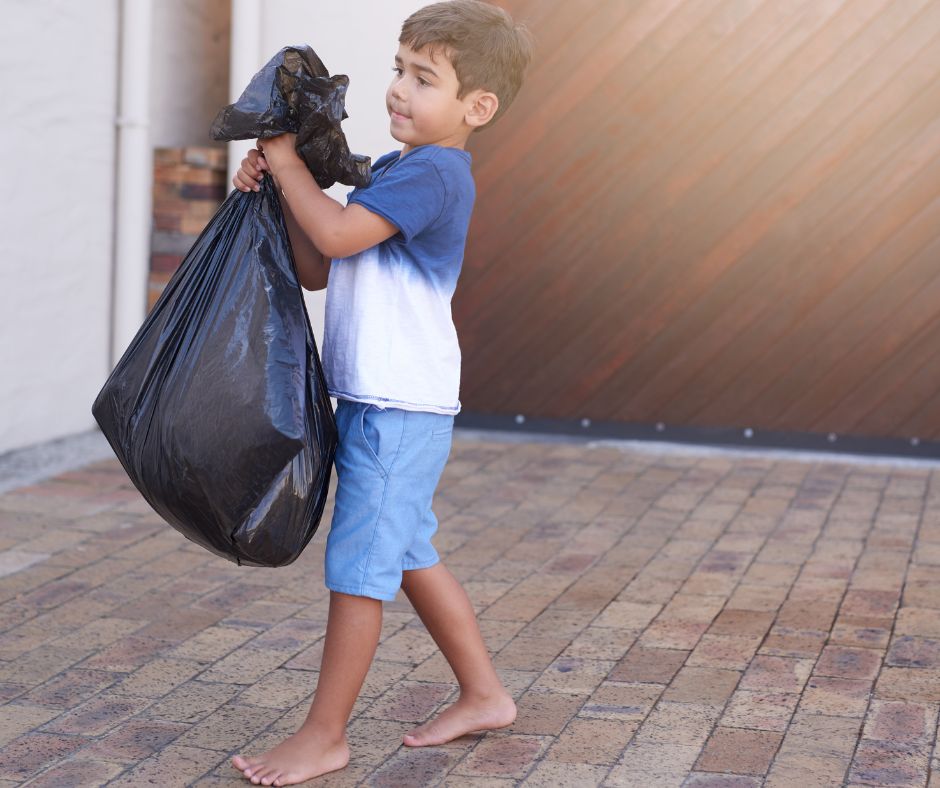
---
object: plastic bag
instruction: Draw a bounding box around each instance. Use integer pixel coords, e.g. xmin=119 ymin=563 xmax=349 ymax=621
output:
xmin=210 ymin=45 xmax=372 ymax=189
xmin=92 ymin=174 xmax=337 ymax=567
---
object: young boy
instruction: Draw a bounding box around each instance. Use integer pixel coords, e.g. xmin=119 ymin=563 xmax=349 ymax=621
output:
xmin=229 ymin=2 xmax=532 ymax=785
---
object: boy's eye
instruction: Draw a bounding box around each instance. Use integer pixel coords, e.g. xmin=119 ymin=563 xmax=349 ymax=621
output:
xmin=417 ymin=77 xmax=430 ymax=87
xmin=392 ymin=66 xmax=403 ymax=76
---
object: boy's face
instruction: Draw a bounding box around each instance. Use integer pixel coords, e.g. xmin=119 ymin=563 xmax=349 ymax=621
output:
xmin=387 ymin=43 xmax=485 ymax=153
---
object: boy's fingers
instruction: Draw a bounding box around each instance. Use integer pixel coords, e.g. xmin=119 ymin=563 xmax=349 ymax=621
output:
xmin=233 ymin=170 xmax=260 ymax=192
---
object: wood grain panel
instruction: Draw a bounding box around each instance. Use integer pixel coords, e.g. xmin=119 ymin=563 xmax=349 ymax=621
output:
xmin=457 ymin=0 xmax=940 ymax=442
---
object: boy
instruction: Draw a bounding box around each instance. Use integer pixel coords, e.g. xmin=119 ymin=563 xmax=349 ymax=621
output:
xmin=230 ymin=2 xmax=532 ymax=784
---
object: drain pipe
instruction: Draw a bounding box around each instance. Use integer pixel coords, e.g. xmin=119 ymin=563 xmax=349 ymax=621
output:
xmin=228 ymin=0 xmax=263 ymax=186
xmin=110 ymin=0 xmax=153 ymax=367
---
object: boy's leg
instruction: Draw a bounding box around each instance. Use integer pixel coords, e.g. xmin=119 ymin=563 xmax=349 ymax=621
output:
xmin=231 ymin=591 xmax=381 ymax=786
xmin=399 ymin=562 xmax=516 ymax=746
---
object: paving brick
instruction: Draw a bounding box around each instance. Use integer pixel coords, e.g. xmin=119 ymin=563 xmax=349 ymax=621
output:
xmin=609 ymin=647 xmax=688 ymax=684
xmin=840 ymin=589 xmax=900 ymax=618
xmin=861 ymin=699 xmax=937 ymax=744
xmin=21 ymin=668 xmax=120 ymax=709
xmin=578 ymin=681 xmax=662 ymax=722
xmin=106 ymin=743 xmax=226 ymax=787
xmin=633 ymin=701 xmax=721 ymax=748
xmin=17 ymin=758 xmax=124 ymax=787
xmin=799 ymin=677 xmax=873 ymax=717
xmin=814 ymin=645 xmax=883 ymax=680
xmin=886 ymin=636 xmax=940 ymax=668
xmin=78 ymin=718 xmax=189 ymax=762
xmin=695 ymin=727 xmax=783 ymax=775
xmin=171 ymin=702 xmax=281 ymax=750
xmin=739 ymin=656 xmax=814 ymax=694
xmin=592 ymin=601 xmax=662 ymax=629
xmin=521 ymin=759 xmax=610 ymax=786
xmin=365 ymin=680 xmax=454 ymax=723
xmin=0 ymin=704 xmax=61 ymax=747
xmin=708 ymin=609 xmax=775 ymax=638
xmin=876 ymin=667 xmax=940 ymax=702
xmin=494 ymin=636 xmax=569 ymax=672
xmin=607 ymin=741 xmax=702 ymax=784
xmin=561 ymin=625 xmax=638 ymax=661
xmin=450 ymin=733 xmax=549 ymax=779
xmin=2 ymin=441 xmax=937 ymax=785
xmin=662 ymin=667 xmax=741 ymax=707
xmin=847 ymin=739 xmax=932 ymax=787
xmin=506 ymin=689 xmax=588 ymax=736
xmin=531 ymin=656 xmax=614 ymax=695
xmin=720 ymin=690 xmax=800 ymax=732
xmin=0 ymin=732 xmax=89 ymax=781
xmin=39 ymin=692 xmax=152 ymax=736
xmin=687 ymin=635 xmax=762 ymax=670
xmin=759 ymin=627 xmax=829 ymax=659
xmin=369 ymin=746 xmax=462 ymax=787
xmin=545 ymin=717 xmax=637 ymax=764
xmin=684 ymin=774 xmax=762 ymax=787
xmin=638 ymin=619 xmax=711 ymax=650
xmin=830 ymin=615 xmax=893 ymax=649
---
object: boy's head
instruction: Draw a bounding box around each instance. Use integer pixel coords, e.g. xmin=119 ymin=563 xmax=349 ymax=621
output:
xmin=389 ymin=0 xmax=533 ymax=149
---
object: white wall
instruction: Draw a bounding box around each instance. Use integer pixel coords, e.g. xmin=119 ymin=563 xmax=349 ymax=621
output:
xmin=0 ymin=1 xmax=231 ymax=455
xmin=0 ymin=1 xmax=119 ymax=454
xmin=150 ymin=0 xmax=230 ymax=148
xmin=232 ymin=0 xmax=426 ymax=341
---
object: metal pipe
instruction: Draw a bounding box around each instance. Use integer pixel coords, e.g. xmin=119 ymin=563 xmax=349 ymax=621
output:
xmin=110 ymin=0 xmax=154 ymax=366
xmin=227 ymin=0 xmax=263 ymax=186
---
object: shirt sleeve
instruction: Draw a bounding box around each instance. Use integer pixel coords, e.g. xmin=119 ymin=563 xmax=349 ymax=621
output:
xmin=347 ymin=155 xmax=447 ymax=243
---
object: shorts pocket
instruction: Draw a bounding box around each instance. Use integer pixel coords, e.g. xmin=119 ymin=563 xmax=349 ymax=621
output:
xmin=359 ymin=404 xmax=400 ymax=477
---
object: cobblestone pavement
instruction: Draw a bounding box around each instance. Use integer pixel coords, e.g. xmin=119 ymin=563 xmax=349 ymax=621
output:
xmin=1 ymin=434 xmax=939 ymax=786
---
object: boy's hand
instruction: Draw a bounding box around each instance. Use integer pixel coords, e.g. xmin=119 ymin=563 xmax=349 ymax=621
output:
xmin=232 ymin=147 xmax=269 ymax=193
xmin=257 ymin=133 xmax=302 ymax=176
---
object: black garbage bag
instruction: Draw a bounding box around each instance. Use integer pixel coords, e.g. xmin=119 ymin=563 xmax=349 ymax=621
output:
xmin=210 ymin=45 xmax=372 ymax=189
xmin=92 ymin=174 xmax=337 ymax=567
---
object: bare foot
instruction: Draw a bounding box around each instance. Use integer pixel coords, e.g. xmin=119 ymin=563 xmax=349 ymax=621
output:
xmin=231 ymin=727 xmax=350 ymax=786
xmin=403 ymin=692 xmax=517 ymax=747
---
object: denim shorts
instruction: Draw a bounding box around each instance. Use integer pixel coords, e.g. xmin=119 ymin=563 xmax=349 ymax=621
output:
xmin=324 ymin=399 xmax=454 ymax=601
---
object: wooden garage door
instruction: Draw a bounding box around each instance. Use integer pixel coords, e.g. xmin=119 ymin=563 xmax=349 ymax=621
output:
xmin=457 ymin=0 xmax=940 ymax=442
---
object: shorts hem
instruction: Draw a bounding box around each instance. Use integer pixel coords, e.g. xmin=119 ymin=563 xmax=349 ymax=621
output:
xmin=325 ymin=581 xmax=398 ymax=602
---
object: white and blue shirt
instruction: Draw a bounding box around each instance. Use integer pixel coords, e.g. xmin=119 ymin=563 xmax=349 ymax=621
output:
xmin=322 ymin=145 xmax=475 ymax=415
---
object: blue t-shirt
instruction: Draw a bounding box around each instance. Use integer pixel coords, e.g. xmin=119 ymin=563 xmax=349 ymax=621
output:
xmin=321 ymin=144 xmax=475 ymax=415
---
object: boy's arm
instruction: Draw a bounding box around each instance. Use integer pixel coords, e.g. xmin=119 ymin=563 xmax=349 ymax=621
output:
xmin=233 ymin=146 xmax=330 ymax=291
xmin=260 ymin=133 xmax=399 ymax=260
xmin=278 ymin=189 xmax=331 ymax=291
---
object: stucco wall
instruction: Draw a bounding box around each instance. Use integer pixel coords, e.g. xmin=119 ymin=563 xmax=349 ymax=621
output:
xmin=151 ymin=0 xmax=230 ymax=148
xmin=1 ymin=1 xmax=231 ymax=455
xmin=0 ymin=2 xmax=120 ymax=454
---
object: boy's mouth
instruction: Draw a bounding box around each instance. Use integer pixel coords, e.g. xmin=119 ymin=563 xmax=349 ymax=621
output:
xmin=389 ymin=106 xmax=410 ymax=120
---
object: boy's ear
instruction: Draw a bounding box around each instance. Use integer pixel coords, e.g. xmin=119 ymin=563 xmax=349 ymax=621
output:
xmin=465 ymin=90 xmax=499 ymax=129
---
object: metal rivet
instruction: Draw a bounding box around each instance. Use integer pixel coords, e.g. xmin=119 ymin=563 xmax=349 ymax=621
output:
xmin=655 ymin=422 xmax=666 ymax=432
xmin=580 ymin=418 xmax=591 ymax=428
xmin=743 ymin=428 xmax=754 ymax=438
xmin=911 ymin=437 xmax=920 ymax=447
xmin=827 ymin=433 xmax=837 ymax=443
xmin=514 ymin=414 xmax=525 ymax=424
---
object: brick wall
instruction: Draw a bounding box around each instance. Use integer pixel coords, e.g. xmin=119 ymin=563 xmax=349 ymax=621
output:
xmin=149 ymin=147 xmax=228 ymax=311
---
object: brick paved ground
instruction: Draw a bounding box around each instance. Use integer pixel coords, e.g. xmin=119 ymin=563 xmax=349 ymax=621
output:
xmin=1 ymin=434 xmax=939 ymax=786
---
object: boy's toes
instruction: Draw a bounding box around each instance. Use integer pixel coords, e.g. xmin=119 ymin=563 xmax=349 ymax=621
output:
xmin=233 ymin=754 xmax=262 ymax=776
xmin=259 ymin=767 xmax=281 ymax=785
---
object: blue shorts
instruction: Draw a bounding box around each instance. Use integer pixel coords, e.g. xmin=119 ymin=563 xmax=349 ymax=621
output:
xmin=324 ymin=399 xmax=454 ymax=601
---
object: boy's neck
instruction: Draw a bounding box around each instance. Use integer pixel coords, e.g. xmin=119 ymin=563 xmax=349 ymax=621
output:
xmin=400 ymin=141 xmax=465 ymax=157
